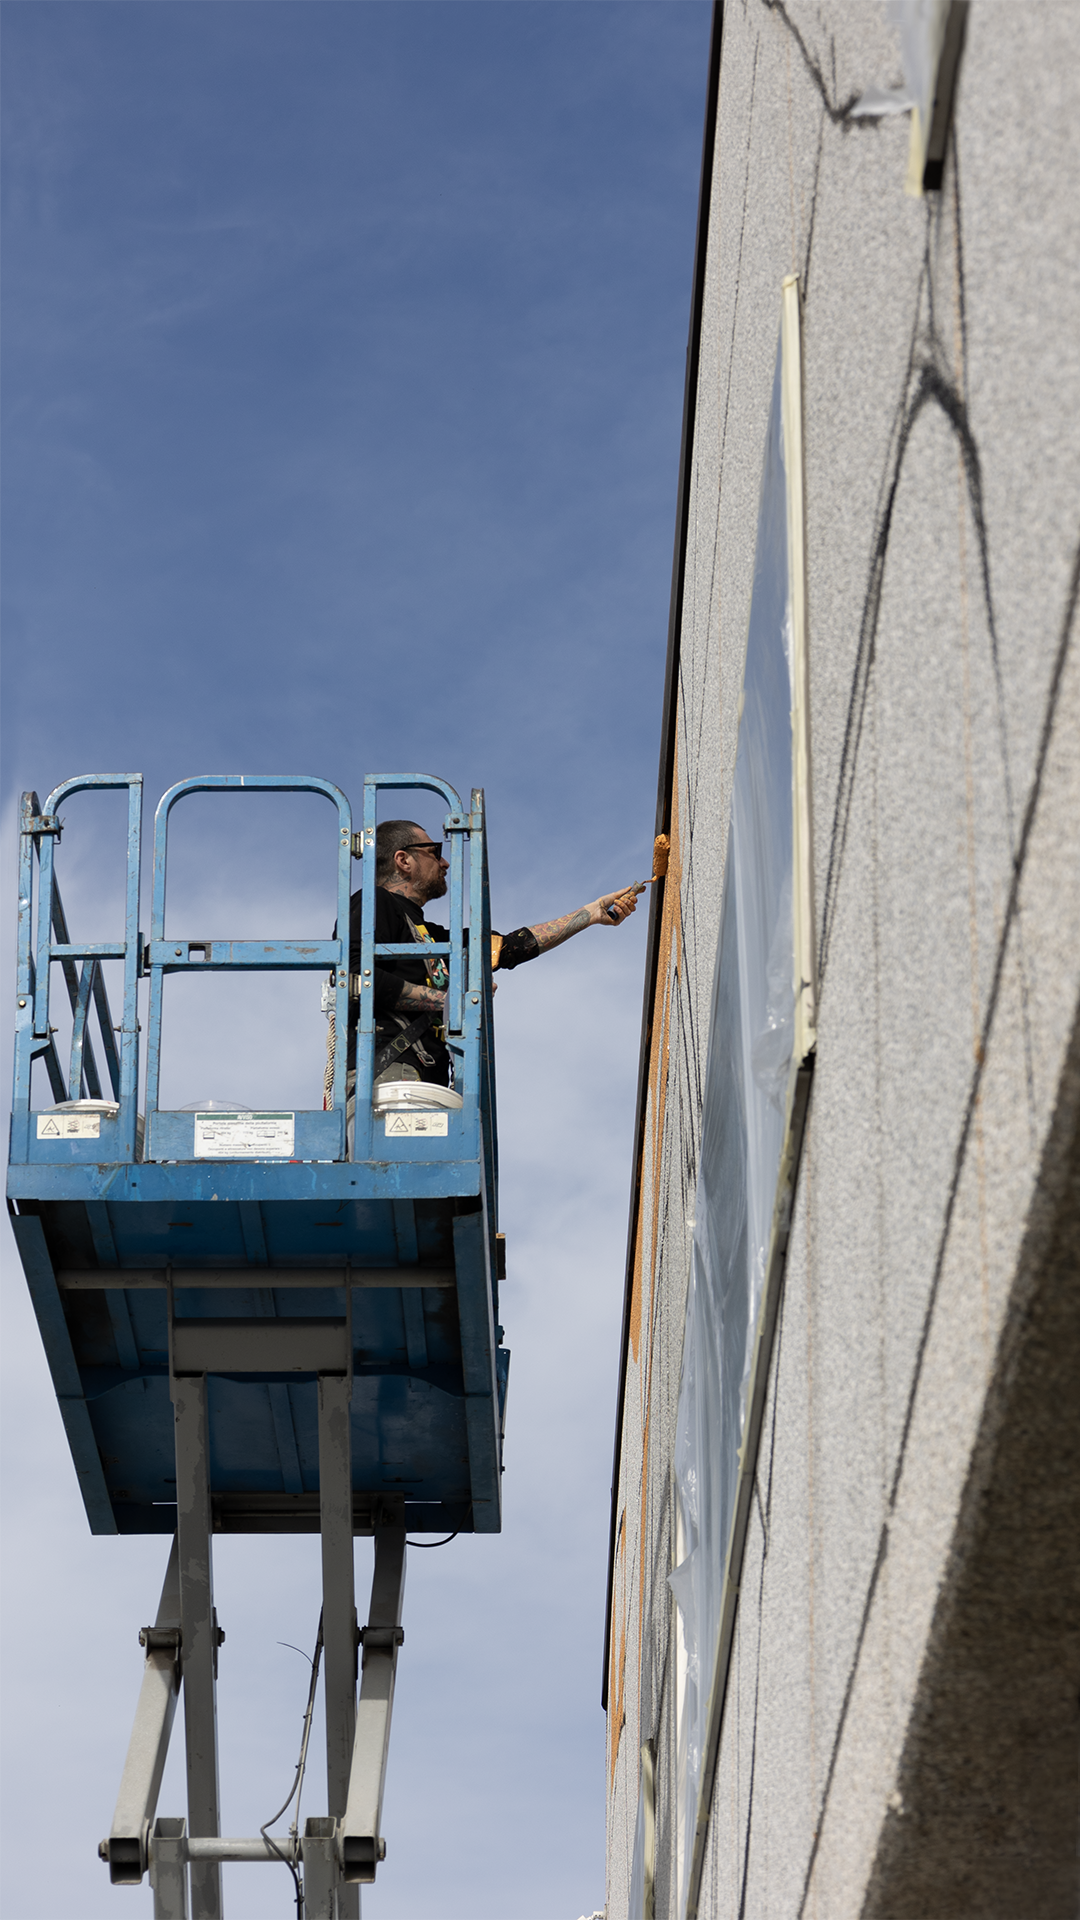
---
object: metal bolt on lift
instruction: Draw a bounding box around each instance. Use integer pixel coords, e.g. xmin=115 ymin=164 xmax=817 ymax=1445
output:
xmin=9 ymin=774 xmax=509 ymax=1916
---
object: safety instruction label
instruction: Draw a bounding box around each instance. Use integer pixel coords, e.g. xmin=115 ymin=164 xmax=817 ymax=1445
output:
xmin=37 ymin=1112 xmax=101 ymax=1139
xmin=384 ymin=1112 xmax=449 ymax=1138
xmin=194 ymin=1112 xmax=295 ymax=1158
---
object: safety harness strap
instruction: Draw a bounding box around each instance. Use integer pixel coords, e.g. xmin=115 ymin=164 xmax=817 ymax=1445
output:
xmin=372 ymin=1012 xmax=438 ymax=1077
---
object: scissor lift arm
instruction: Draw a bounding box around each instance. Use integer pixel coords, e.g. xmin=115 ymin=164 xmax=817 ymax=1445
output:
xmin=103 ymin=1356 xmax=407 ymax=1917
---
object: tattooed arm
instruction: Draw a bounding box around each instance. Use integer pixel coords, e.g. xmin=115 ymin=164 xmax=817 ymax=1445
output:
xmin=394 ymin=979 xmax=448 ymax=1013
xmin=507 ymin=890 xmax=634 ymax=967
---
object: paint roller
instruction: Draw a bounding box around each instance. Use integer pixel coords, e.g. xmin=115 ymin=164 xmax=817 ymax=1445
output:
xmin=602 ymin=833 xmax=671 ymax=922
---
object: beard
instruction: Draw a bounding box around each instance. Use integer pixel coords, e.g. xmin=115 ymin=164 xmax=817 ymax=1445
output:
xmin=419 ymin=871 xmax=448 ymax=902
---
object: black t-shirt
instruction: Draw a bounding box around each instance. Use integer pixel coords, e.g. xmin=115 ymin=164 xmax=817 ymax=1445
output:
xmin=347 ymin=886 xmax=454 ymax=1082
xmin=345 ymin=885 xmax=541 ymax=1082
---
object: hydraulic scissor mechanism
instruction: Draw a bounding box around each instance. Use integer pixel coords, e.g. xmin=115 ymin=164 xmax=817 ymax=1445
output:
xmin=102 ymin=1359 xmax=407 ymax=1920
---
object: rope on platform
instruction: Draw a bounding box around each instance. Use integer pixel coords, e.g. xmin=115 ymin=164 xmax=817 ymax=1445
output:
xmin=323 ymin=1003 xmax=336 ymax=1110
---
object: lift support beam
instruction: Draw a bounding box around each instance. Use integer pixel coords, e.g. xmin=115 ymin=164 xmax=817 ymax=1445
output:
xmin=102 ymin=1299 xmax=408 ymax=1918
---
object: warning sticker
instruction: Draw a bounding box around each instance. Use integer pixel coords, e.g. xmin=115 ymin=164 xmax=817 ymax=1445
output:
xmin=193 ymin=1112 xmax=295 ymax=1158
xmin=37 ymin=1112 xmax=101 ymax=1139
xmin=384 ymin=1112 xmax=449 ymax=1138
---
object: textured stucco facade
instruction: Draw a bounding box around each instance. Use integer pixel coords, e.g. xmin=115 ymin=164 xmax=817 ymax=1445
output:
xmin=605 ymin=6 xmax=1080 ymax=1918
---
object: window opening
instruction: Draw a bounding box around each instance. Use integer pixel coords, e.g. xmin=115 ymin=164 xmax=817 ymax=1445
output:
xmin=669 ymin=275 xmax=815 ymax=1920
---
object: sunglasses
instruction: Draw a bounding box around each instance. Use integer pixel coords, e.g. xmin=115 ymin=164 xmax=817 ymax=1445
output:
xmin=401 ymin=841 xmax=444 ymax=859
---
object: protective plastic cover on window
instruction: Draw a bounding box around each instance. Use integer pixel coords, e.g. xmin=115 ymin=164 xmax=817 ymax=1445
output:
xmin=851 ymin=1 xmax=953 ymax=127
xmin=668 ymin=284 xmax=813 ymax=1917
xmin=627 ymin=1741 xmax=655 ymax=1920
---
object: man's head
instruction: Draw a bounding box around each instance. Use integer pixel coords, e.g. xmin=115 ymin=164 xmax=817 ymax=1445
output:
xmin=375 ymin=819 xmax=449 ymax=904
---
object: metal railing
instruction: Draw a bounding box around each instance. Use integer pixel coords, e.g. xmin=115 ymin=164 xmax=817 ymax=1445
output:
xmin=351 ymin=776 xmax=496 ymax=1199
xmin=12 ymin=772 xmax=496 ymax=1183
xmin=12 ymin=776 xmax=143 ymax=1163
xmin=143 ymin=774 xmax=353 ymax=1162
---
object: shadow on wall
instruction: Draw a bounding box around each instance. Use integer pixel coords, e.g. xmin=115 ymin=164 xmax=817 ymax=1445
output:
xmin=862 ymin=990 xmax=1080 ymax=1920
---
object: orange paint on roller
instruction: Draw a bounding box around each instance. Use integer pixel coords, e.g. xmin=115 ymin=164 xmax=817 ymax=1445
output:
xmin=609 ymin=833 xmax=672 ymax=912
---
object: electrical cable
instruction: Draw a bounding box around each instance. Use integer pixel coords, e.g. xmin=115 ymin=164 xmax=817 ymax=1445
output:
xmin=260 ymin=1612 xmax=324 ymax=1919
xmin=407 ymin=1500 xmax=471 ymax=1548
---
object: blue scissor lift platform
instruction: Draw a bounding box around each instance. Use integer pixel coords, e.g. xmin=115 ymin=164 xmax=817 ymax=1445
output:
xmin=7 ymin=772 xmax=505 ymax=1918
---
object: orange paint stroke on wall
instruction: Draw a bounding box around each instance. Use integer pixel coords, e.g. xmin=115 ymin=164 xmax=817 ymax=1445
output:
xmin=610 ymin=726 xmax=684 ymax=1796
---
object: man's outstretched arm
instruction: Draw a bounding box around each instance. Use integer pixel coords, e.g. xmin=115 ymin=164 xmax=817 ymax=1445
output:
xmin=496 ymin=888 xmax=638 ymax=970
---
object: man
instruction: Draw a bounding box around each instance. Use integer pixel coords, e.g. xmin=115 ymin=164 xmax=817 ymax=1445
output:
xmin=349 ymin=818 xmax=637 ymax=1087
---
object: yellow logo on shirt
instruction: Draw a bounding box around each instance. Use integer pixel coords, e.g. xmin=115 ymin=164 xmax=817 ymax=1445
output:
xmin=415 ymin=923 xmax=449 ymax=992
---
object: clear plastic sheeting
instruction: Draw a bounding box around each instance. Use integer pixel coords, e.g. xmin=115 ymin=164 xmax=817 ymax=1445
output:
xmin=888 ymin=0 xmax=951 ymax=122
xmin=627 ymin=1742 xmax=655 ymax=1920
xmin=851 ymin=0 xmax=950 ymax=119
xmin=850 ymin=82 xmax=914 ymax=118
xmin=628 ymin=1772 xmax=647 ymax=1920
xmin=668 ymin=331 xmax=797 ymax=1917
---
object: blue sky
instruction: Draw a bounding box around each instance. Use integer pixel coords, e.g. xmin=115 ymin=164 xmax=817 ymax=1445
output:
xmin=1 ymin=5 xmax=710 ymax=1915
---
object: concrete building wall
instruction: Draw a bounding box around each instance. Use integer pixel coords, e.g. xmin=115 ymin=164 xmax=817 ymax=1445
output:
xmin=605 ymin=5 xmax=1080 ymax=1916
